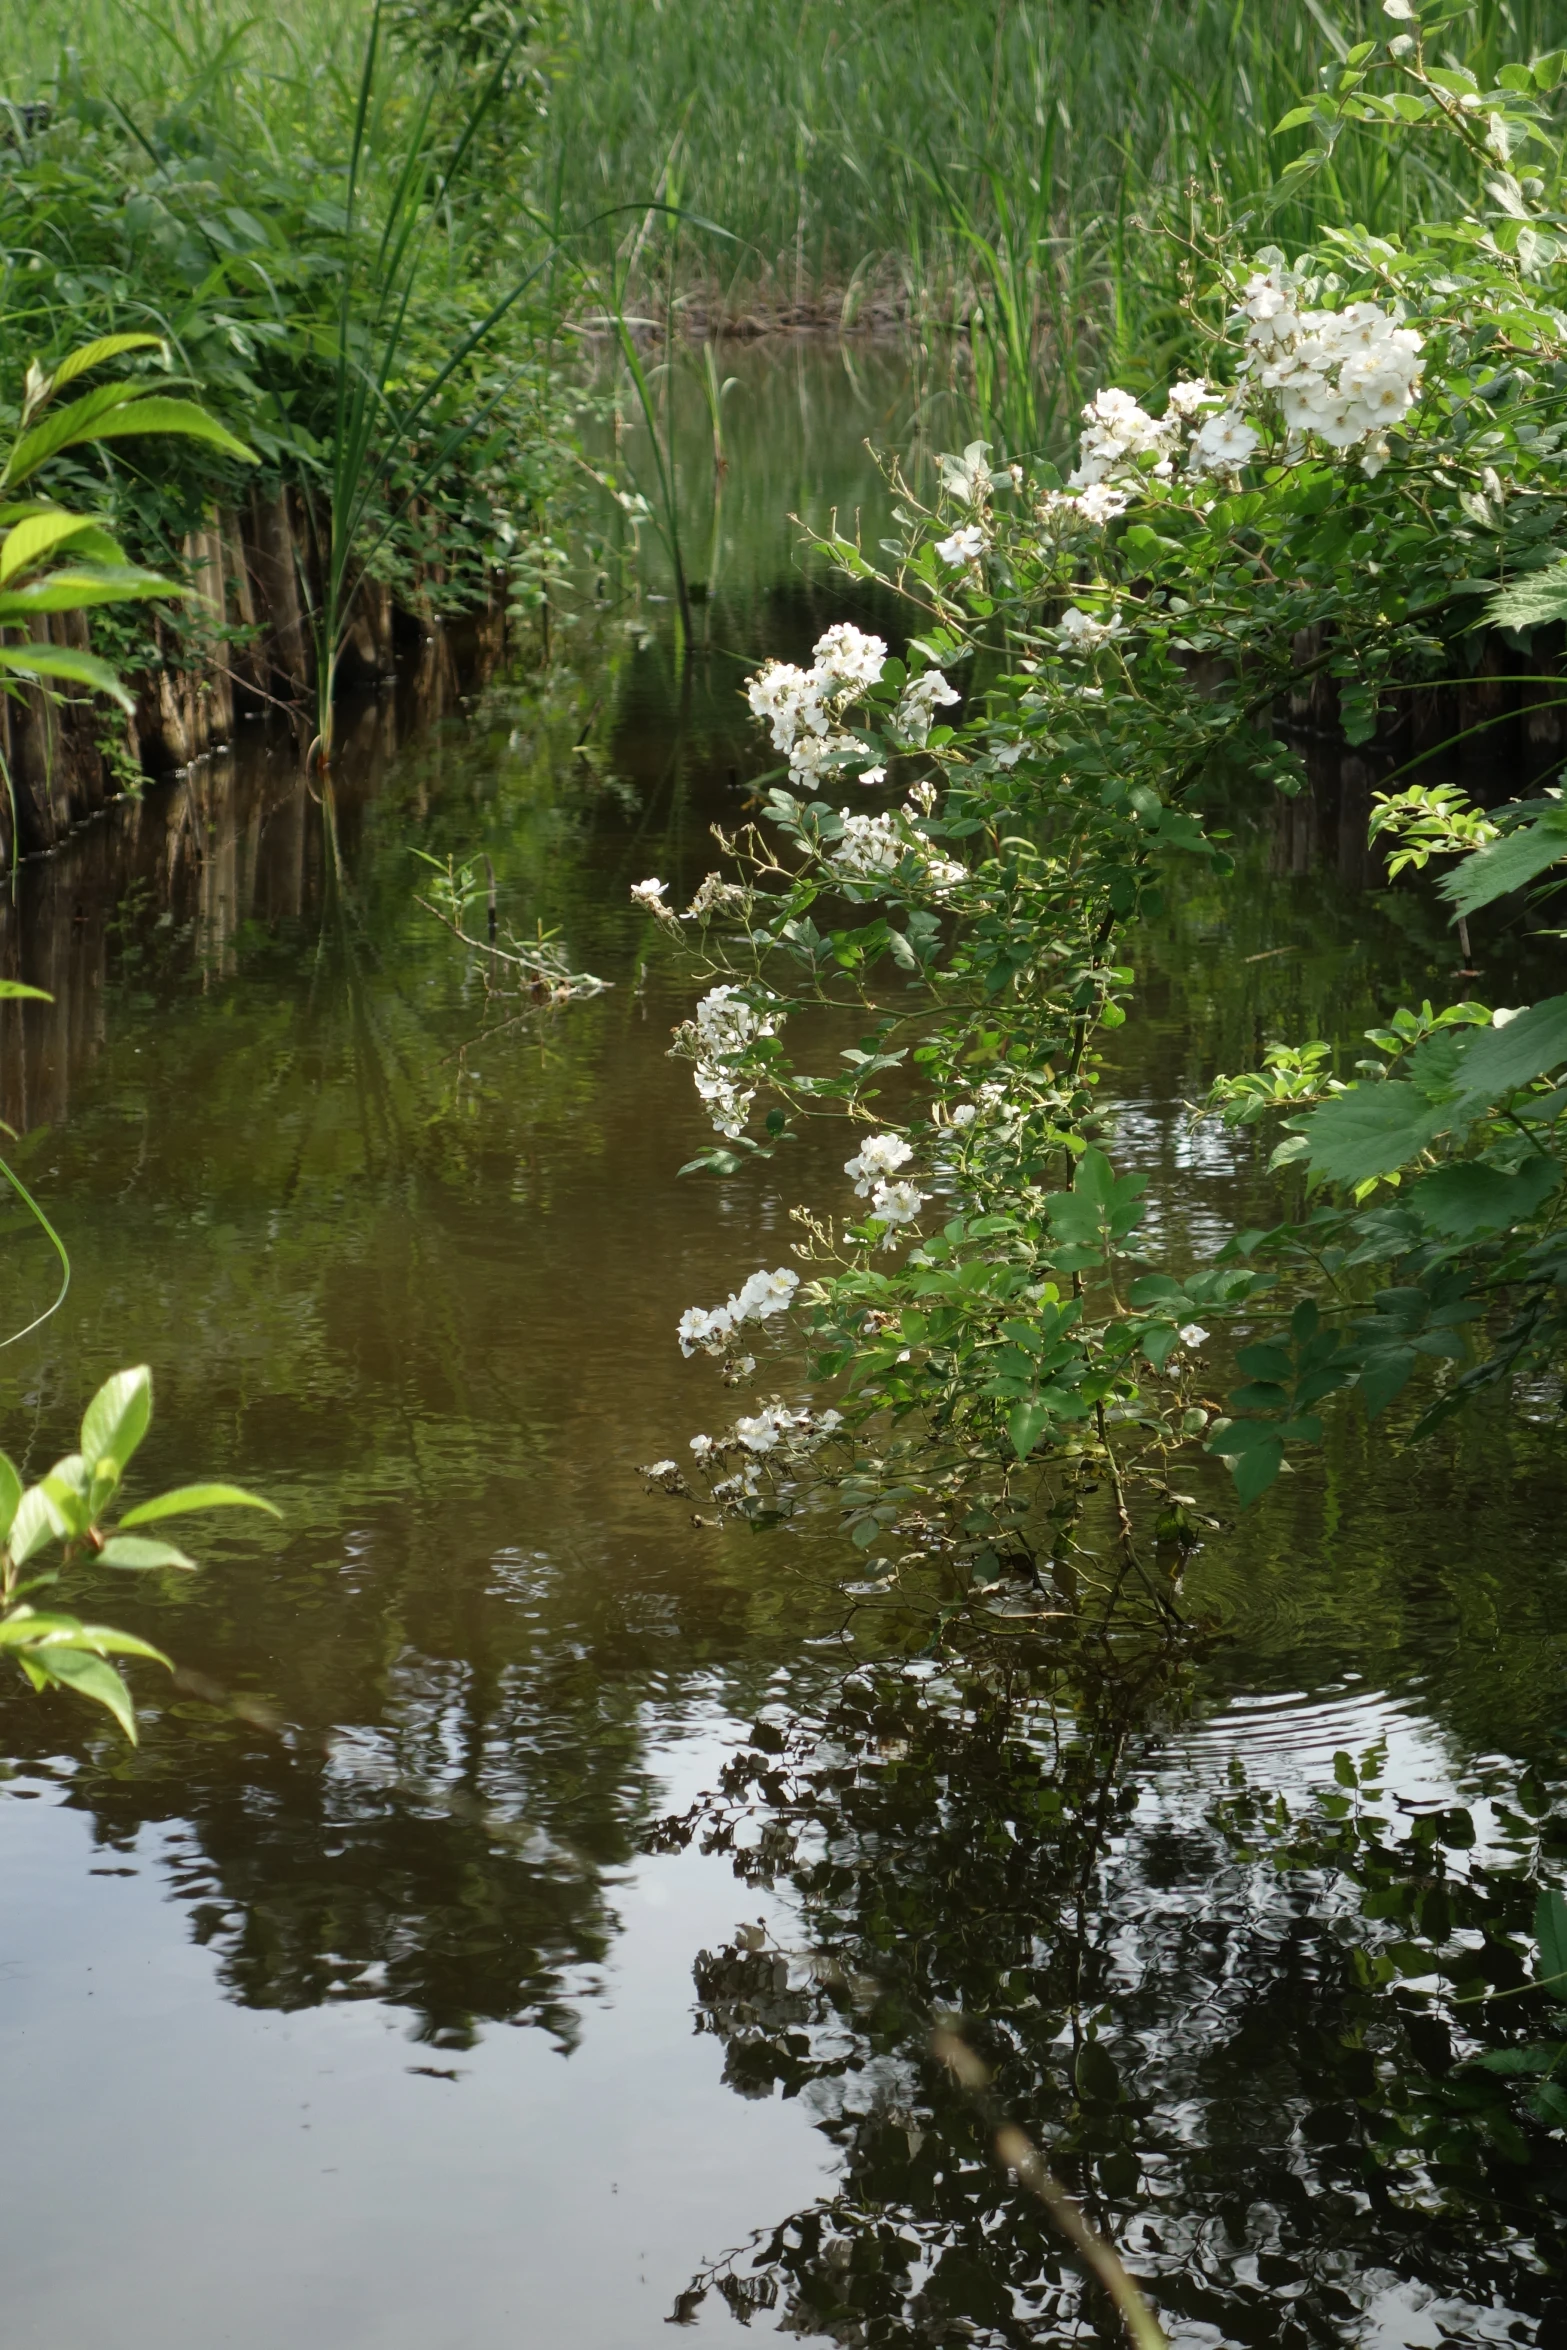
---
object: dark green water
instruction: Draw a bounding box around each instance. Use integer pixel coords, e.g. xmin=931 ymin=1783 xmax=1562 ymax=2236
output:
xmin=1 ymin=344 xmax=1564 ymax=2347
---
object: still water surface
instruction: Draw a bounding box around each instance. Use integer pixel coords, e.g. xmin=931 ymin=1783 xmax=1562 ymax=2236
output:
xmin=1 ymin=345 xmax=1565 ymax=2346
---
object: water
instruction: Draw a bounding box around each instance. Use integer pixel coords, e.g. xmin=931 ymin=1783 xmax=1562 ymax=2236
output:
xmin=2 ymin=343 xmax=1566 ymax=2346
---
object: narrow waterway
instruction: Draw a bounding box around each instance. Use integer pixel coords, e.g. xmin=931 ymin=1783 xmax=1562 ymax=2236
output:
xmin=2 ymin=343 xmax=1565 ymax=2348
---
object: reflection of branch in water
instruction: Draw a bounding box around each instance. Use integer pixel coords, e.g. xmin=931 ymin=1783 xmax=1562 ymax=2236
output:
xmin=934 ymin=2029 xmax=1167 ymax=2350
xmin=413 ymin=896 xmax=611 ymax=1000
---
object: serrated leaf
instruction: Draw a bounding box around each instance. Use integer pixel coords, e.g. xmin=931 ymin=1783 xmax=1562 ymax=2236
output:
xmin=1449 ymin=994 xmax=1567 ymax=1117
xmin=1303 ymin=1083 xmax=1450 ymax=1185
xmin=1440 ymin=810 xmax=1567 ymax=918
xmin=98 ymin=1535 xmax=196 ymax=1572
xmin=116 ymin=1481 xmax=279 ymax=1528
xmin=1408 ymin=1155 xmax=1560 ymax=1238
xmin=81 ymin=1366 xmax=152 ymax=1481
xmin=1488 ymin=562 xmax=1567 ymax=631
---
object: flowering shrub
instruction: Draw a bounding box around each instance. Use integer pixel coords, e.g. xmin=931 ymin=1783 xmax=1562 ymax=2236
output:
xmin=636 ymin=2 xmax=1567 ymax=1597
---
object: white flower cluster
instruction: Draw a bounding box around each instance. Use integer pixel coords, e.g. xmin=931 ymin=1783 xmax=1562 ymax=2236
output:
xmin=1036 ymin=480 xmax=1132 ymax=531
xmin=630 ymin=877 xmax=675 ymax=914
xmin=674 ymin=984 xmax=783 ymax=1138
xmin=677 ymin=1264 xmax=800 ymax=1358
xmin=890 ymin=669 xmax=961 ymax=748
xmin=746 ymin=624 xmax=888 ymax=788
xmin=691 ymin=1401 xmax=845 ymax=1481
xmin=829 ymin=811 xmax=966 ymax=895
xmin=842 ymin=1132 xmax=926 ymax=1244
xmin=1069 ymin=387 xmax=1183 ymax=488
xmin=844 ymin=1131 xmax=912 ymax=1195
xmin=1237 ymin=264 xmax=1424 ymax=459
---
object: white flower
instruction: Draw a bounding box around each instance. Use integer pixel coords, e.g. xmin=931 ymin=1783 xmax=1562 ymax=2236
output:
xmin=732 ymin=1267 xmax=800 ymax=1320
xmin=1383 ymin=1 xmax=1415 ymax=18
xmin=733 ymin=1401 xmax=811 ymax=1453
xmin=1166 ymin=377 xmax=1218 ymax=419
xmin=1190 ymin=409 xmax=1260 ymax=474
xmin=949 ymin=1102 xmax=977 ymax=1128
xmin=870 ymin=1178 xmax=926 ymax=1239
xmin=991 ymin=742 xmax=1025 ymax=770
xmin=857 ymin=765 xmax=887 ymax=788
xmin=631 ymin=877 xmax=673 ymax=912
xmin=1492 ymin=1005 xmax=1523 ymax=1027
xmin=892 ymin=670 xmax=960 ymax=747
xmin=812 ymin=623 xmax=887 ymax=693
xmin=925 ymin=858 xmax=967 ymax=894
xmin=678 ymin=1304 xmax=735 ymax=1357
xmin=832 ymin=809 xmax=904 ymax=880
xmin=935 ymin=523 xmax=987 ymax=566
xmin=1179 ymin=1324 xmax=1210 ymax=1350
xmin=646 ymin=1459 xmax=677 ymax=1477
xmin=1056 ymin=605 xmax=1124 ymax=655
xmin=674 ymin=985 xmax=784 ymax=1139
xmin=689 ymin=1434 xmax=715 ymax=1460
xmin=845 ymin=1132 xmax=913 ymax=1196
xmin=1069 ymin=386 xmax=1179 ymax=488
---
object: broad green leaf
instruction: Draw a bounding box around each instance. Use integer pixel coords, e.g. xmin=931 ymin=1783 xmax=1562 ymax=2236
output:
xmin=116 ymin=1481 xmax=280 ymax=1528
xmin=0 ymin=642 xmax=134 ymax=711
xmin=23 ymin=1647 xmax=138 ymax=1742
xmin=98 ymin=1535 xmax=196 ymax=1572
xmin=0 ymin=509 xmax=127 ymax=584
xmin=1449 ymin=995 xmax=1567 ymax=1117
xmin=0 ymin=980 xmax=52 ymax=1001
xmin=1440 ymin=810 xmax=1567 ymax=918
xmin=0 ymin=1608 xmax=168 ymax=1663
xmin=1006 ymin=1400 xmax=1051 ymax=1458
xmin=1230 ymin=1437 xmax=1285 ymax=1506
xmin=81 ymin=1366 xmax=152 ymax=1481
xmin=0 ymin=1451 xmax=21 ymax=1543
xmin=0 ymin=380 xmax=160 ymax=487
xmin=1408 ymin=1155 xmax=1560 ymax=1239
xmin=0 ymin=566 xmax=181 ymax=617
xmin=6 ymin=1486 xmax=56 ymax=1567
xmin=1303 ymin=1084 xmax=1450 ymax=1185
xmin=1488 ymin=562 xmax=1567 ymax=631
xmin=1074 ymin=2039 xmax=1122 ymax=2103
xmin=1356 ymin=1347 xmax=1416 ymax=1417
xmin=1537 ymin=1886 xmax=1567 ymax=1993
xmin=48 ymin=333 xmax=165 ymax=392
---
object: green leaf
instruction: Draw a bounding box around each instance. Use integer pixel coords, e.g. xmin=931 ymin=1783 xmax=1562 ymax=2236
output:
xmin=0 ymin=1451 xmax=21 ymax=1544
xmin=1303 ymin=1084 xmax=1450 ymax=1186
xmin=1440 ymin=810 xmax=1567 ymax=919
xmin=1006 ymin=1400 xmax=1051 ymax=1458
xmin=98 ymin=1536 xmax=196 ymax=1573
xmin=1074 ymin=2039 xmax=1122 ymax=2104
xmin=7 ymin=1486 xmax=56 ymax=1567
xmin=1449 ymin=995 xmax=1567 ymax=1117
xmin=0 ymin=642 xmax=134 ymax=711
xmin=81 ymin=1366 xmax=152 ymax=1482
xmin=1231 ymin=1437 xmax=1285 ymax=1506
xmin=22 ymin=1646 xmax=139 ymax=1742
xmin=1408 ymin=1155 xmax=1560 ymax=1239
xmin=48 ymin=333 xmax=165 ymax=392
xmin=116 ymin=1481 xmax=279 ymax=1528
xmin=1356 ymin=1347 xmax=1416 ymax=1418
xmin=0 ymin=509 xmax=128 ymax=584
xmin=0 ymin=565 xmax=181 ymax=618
xmin=1488 ymin=562 xmax=1567 ymax=631
xmin=0 ymin=980 xmax=52 ymax=1001
xmin=1536 ymin=1887 xmax=1567 ymax=1994
xmin=3 ymin=393 xmax=256 ymax=490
